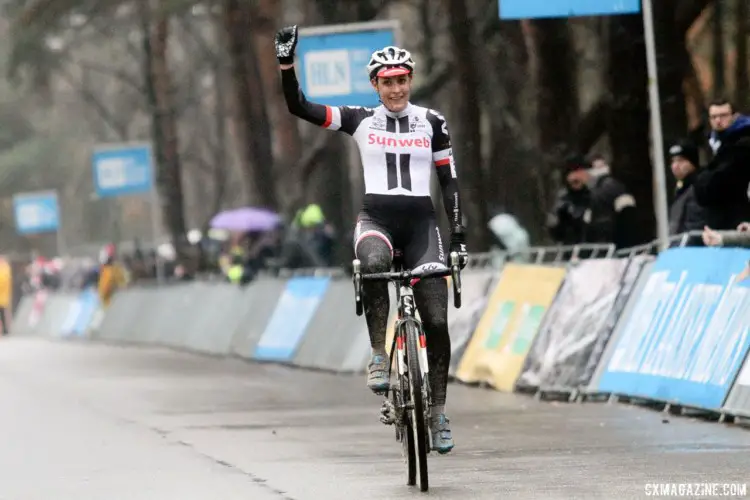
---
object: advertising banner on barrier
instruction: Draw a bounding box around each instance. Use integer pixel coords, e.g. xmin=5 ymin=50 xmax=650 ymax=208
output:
xmin=60 ymin=287 xmax=100 ymax=337
xmin=254 ymin=277 xmax=330 ymax=361
xmin=724 ymin=354 xmax=750 ymax=417
xmin=515 ymin=259 xmax=627 ymax=392
xmin=586 ymin=260 xmax=654 ymax=393
xmin=595 ymin=247 xmax=750 ymax=410
xmin=230 ymin=278 xmax=287 ymax=358
xmin=294 ymin=280 xmax=370 ymax=372
xmin=448 ymin=270 xmax=498 ymax=376
xmin=455 ymin=264 xmax=566 ymax=391
xmin=577 ymin=256 xmax=651 ymax=388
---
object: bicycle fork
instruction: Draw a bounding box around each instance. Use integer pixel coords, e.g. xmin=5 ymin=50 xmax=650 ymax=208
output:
xmin=380 ymin=288 xmax=431 ymax=427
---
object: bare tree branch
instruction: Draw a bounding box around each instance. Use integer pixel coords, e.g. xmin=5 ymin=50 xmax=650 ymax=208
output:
xmin=677 ymin=0 xmax=715 ymax=34
xmin=70 ymin=59 xmax=145 ymax=94
xmin=300 ymin=133 xmax=338 ymax=185
xmin=90 ymin=17 xmax=144 ymax=63
xmin=411 ymin=65 xmax=452 ymax=103
xmin=575 ymin=98 xmax=610 ymax=154
xmin=411 ymin=9 xmax=503 ymax=104
xmin=57 ymin=66 xmax=130 ymax=139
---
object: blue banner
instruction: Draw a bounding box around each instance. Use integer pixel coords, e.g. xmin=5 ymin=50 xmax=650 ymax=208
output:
xmin=499 ymin=0 xmax=640 ymax=19
xmin=254 ymin=277 xmax=331 ymax=361
xmin=92 ymin=143 xmax=154 ymax=198
xmin=61 ymin=288 xmax=100 ymax=337
xmin=297 ymin=22 xmax=397 ymax=107
xmin=596 ymin=247 xmax=750 ymax=410
xmin=13 ymin=191 xmax=60 ymax=235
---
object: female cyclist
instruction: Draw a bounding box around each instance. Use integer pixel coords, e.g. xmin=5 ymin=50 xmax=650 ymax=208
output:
xmin=275 ymin=25 xmax=467 ymax=454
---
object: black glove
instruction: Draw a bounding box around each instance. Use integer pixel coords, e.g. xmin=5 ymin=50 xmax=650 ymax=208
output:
xmin=275 ymin=25 xmax=298 ymax=65
xmin=449 ymin=227 xmax=469 ymax=269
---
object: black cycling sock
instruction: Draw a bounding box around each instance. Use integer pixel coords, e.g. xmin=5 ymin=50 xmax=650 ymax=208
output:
xmin=356 ymin=237 xmax=392 ymax=352
xmin=414 ymin=277 xmax=450 ymax=406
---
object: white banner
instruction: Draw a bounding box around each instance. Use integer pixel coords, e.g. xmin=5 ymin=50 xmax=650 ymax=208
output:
xmin=516 ymin=259 xmax=628 ymax=390
xmin=448 ymin=270 xmax=497 ymax=375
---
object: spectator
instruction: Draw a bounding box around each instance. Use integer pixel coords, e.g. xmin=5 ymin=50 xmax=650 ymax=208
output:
xmin=225 ymin=253 xmax=247 ymax=284
xmin=97 ymin=244 xmax=128 ymax=308
xmin=487 ymin=211 xmax=530 ymax=258
xmin=702 ymin=222 xmax=750 ymax=248
xmin=693 ymin=98 xmax=750 ymax=230
xmin=0 ymin=256 xmax=12 ymax=335
xmin=547 ymin=155 xmax=638 ymax=249
xmin=703 ymin=222 xmax=750 ymax=282
xmin=219 ymin=234 xmax=246 ymax=278
xmin=293 ymin=202 xmax=335 ymax=266
xmin=667 ymin=140 xmax=707 ymax=244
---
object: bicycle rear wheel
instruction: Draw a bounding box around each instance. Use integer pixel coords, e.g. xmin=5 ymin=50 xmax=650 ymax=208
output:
xmin=404 ymin=321 xmax=429 ymax=491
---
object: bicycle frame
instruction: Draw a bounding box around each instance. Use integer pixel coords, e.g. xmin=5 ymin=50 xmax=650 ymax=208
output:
xmin=351 ymin=252 xmax=462 ymax=491
xmin=351 ymin=251 xmax=462 ymax=411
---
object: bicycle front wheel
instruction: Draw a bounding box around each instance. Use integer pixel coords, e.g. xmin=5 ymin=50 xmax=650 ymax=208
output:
xmin=404 ymin=321 xmax=429 ymax=492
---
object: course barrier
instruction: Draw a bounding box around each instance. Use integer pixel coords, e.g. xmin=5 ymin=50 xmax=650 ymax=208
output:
xmin=455 ymin=263 xmax=567 ymax=391
xmin=592 ymin=247 xmax=750 ymax=413
xmin=293 ymin=279 xmax=369 ymax=372
xmin=515 ymin=258 xmax=630 ymax=395
xmin=13 ymin=241 xmax=750 ymax=427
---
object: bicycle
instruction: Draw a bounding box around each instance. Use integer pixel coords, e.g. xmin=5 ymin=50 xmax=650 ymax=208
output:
xmin=352 ymin=251 xmax=462 ymax=492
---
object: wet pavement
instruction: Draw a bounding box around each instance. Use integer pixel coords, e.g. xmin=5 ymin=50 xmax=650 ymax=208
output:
xmin=0 ymin=337 xmax=748 ymax=499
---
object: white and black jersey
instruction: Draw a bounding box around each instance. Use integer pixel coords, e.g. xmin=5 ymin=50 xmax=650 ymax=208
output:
xmin=282 ymin=67 xmax=463 ymax=271
xmin=315 ymin=103 xmax=455 ymax=197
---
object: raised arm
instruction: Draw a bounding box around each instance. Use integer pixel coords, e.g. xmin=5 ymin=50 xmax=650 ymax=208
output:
xmin=276 ymin=25 xmax=368 ymax=135
xmin=426 ymin=109 xmax=468 ymax=266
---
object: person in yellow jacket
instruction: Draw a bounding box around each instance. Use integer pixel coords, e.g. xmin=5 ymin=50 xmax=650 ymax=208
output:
xmin=97 ymin=244 xmax=127 ymax=308
xmin=293 ymin=203 xmax=325 ymax=229
xmin=0 ymin=257 xmax=12 ymax=335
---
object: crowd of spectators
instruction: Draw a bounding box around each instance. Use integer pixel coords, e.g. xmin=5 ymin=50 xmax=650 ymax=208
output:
xmin=545 ymin=97 xmax=750 ymax=252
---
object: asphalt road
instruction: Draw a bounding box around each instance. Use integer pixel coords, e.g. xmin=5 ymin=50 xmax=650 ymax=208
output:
xmin=0 ymin=337 xmax=749 ymax=500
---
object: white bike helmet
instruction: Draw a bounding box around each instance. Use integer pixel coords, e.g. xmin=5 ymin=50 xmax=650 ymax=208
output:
xmin=366 ymin=46 xmax=415 ymax=80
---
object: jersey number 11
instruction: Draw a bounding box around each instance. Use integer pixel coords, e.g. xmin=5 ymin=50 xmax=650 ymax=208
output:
xmin=385 ymin=153 xmax=412 ymax=191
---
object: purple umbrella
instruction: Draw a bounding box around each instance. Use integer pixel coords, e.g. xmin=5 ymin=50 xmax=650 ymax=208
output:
xmin=209 ymin=207 xmax=281 ymax=232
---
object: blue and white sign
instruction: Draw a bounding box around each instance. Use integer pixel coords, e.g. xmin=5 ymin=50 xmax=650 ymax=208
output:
xmin=499 ymin=0 xmax=640 ymax=19
xmin=13 ymin=190 xmax=60 ymax=235
xmin=92 ymin=143 xmax=154 ymax=198
xmin=596 ymin=247 xmax=750 ymax=410
xmin=297 ymin=21 xmax=398 ymax=107
xmin=254 ymin=277 xmax=331 ymax=361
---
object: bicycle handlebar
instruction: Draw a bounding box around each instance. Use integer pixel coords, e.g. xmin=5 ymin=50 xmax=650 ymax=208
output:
xmin=358 ymin=267 xmax=453 ymax=282
xmin=352 ymin=252 xmax=463 ymax=313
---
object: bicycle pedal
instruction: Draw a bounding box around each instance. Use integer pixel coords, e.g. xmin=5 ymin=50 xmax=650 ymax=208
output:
xmin=379 ymin=401 xmax=396 ymax=425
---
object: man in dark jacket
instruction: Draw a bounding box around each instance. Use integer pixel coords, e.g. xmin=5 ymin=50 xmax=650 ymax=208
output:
xmin=667 ymin=140 xmax=706 ymax=244
xmin=693 ymin=99 xmax=750 ymax=230
xmin=547 ymin=155 xmax=638 ymax=249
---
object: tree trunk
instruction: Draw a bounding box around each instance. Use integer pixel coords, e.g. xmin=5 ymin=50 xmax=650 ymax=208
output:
xmin=713 ymin=0 xmax=726 ymax=95
xmin=250 ymin=0 xmax=302 ymax=217
xmin=223 ymin=0 xmax=277 ymax=210
xmin=651 ymin=0 xmax=693 ymax=198
xmin=736 ymin=0 xmax=749 ymax=111
xmin=606 ymin=15 xmax=652 ymax=243
xmin=445 ymin=0 xmax=489 ymax=250
xmin=140 ymin=0 xmax=187 ymax=251
xmin=530 ymin=19 xmax=579 ymax=159
xmin=208 ymin=53 xmax=230 ymax=222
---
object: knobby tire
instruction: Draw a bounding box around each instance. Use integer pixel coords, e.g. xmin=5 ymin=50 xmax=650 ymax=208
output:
xmin=405 ymin=321 xmax=429 ymax=491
